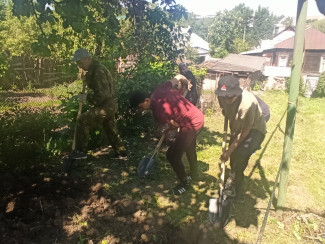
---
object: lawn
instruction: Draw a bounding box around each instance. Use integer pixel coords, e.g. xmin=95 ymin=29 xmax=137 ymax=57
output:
xmin=0 ymin=90 xmax=324 ymax=243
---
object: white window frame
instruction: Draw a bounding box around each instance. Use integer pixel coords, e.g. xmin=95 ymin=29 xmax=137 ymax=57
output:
xmin=319 ymin=56 xmax=325 ymax=73
xmin=278 ymin=55 xmax=288 ymax=67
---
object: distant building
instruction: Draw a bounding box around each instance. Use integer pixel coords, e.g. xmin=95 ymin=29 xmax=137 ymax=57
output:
xmin=199 ymin=54 xmax=267 ymax=90
xmin=182 ymin=26 xmax=210 ymax=62
xmin=241 ymin=26 xmax=325 ymax=95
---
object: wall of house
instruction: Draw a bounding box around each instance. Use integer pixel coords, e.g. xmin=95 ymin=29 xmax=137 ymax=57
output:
xmin=274 ymin=51 xmax=293 ymax=67
xmin=303 ymin=50 xmax=325 ymax=74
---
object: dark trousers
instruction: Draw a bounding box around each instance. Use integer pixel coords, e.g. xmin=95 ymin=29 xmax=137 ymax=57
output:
xmin=166 ymin=129 xmax=198 ymax=183
xmin=75 ymin=107 xmax=124 ymax=153
xmin=226 ymin=129 xmax=265 ymax=194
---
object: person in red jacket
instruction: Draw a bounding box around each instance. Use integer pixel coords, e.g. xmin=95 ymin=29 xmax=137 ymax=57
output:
xmin=130 ymin=75 xmax=204 ymax=195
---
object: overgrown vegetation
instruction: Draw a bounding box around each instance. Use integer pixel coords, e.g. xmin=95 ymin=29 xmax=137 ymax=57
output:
xmin=314 ymin=71 xmax=325 ymax=97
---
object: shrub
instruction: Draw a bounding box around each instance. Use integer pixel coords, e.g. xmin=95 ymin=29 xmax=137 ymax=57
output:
xmin=314 ymin=72 xmax=325 ymax=97
xmin=285 ymin=77 xmax=305 ymax=96
xmin=116 ymin=61 xmax=175 ymax=136
xmin=0 ymin=107 xmax=67 ymax=168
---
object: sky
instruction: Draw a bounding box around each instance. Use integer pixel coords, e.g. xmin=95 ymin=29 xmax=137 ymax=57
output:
xmin=175 ymin=0 xmax=324 ymax=18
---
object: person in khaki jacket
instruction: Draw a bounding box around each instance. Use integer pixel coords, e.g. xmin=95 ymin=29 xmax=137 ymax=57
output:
xmin=215 ymin=75 xmax=267 ymax=202
xmin=70 ymin=49 xmax=126 ymax=160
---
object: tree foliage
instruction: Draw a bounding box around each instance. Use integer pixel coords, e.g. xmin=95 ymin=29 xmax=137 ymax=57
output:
xmin=311 ymin=19 xmax=325 ymax=33
xmin=177 ymin=12 xmax=213 ymax=40
xmin=208 ymin=4 xmax=282 ymax=57
xmin=314 ymin=72 xmax=325 ymax=97
xmin=281 ymin=17 xmax=294 ymax=27
xmin=10 ymin=0 xmax=187 ymax=64
xmin=250 ymin=6 xmax=283 ymax=46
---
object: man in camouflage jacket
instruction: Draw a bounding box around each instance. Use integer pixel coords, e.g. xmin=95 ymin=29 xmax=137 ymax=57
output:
xmin=70 ymin=49 xmax=126 ymax=159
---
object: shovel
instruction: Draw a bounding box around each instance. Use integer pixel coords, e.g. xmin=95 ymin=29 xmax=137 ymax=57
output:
xmin=137 ymin=130 xmax=168 ymax=178
xmin=62 ymin=81 xmax=86 ymax=175
xmin=208 ymin=117 xmax=232 ymax=227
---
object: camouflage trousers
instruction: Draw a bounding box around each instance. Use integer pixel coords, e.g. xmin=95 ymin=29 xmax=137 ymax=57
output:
xmin=75 ymin=107 xmax=125 ymax=154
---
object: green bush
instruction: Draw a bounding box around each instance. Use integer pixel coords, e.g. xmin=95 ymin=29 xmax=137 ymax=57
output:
xmin=285 ymin=77 xmax=305 ymax=96
xmin=0 ymin=107 xmax=67 ymax=168
xmin=116 ymin=61 xmax=175 ymax=136
xmin=314 ymin=72 xmax=325 ymax=97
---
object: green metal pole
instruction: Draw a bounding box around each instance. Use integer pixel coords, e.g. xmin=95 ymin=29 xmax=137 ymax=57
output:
xmin=277 ymin=0 xmax=308 ymax=209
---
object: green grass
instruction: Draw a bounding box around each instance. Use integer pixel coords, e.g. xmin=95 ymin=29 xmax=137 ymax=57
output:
xmin=0 ymin=81 xmax=82 ymax=111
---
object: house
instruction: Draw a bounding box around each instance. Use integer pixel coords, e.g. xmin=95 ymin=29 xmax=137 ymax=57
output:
xmin=198 ymin=54 xmax=267 ymax=90
xmin=242 ymin=26 xmax=325 ymax=94
xmin=182 ymin=26 xmax=210 ymax=62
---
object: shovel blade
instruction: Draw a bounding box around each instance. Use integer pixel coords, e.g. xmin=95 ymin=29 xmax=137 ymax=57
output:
xmin=208 ymin=194 xmax=232 ymax=228
xmin=137 ymin=156 xmax=156 ymax=178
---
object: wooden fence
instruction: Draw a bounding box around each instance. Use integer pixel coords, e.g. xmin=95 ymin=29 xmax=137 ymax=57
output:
xmin=6 ymin=55 xmax=76 ymax=89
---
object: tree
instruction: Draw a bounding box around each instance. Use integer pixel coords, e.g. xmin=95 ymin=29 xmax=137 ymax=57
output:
xmin=208 ymin=4 xmax=254 ymax=57
xmin=250 ymin=6 xmax=283 ymax=46
xmin=208 ymin=4 xmax=284 ymax=56
xmin=178 ymin=12 xmax=213 ymax=40
xmin=281 ymin=17 xmax=294 ymax=27
xmin=229 ymin=38 xmax=251 ymax=54
xmin=0 ymin=1 xmax=39 ymax=56
xmin=311 ymin=19 xmax=325 ymax=33
xmin=10 ymin=0 xmax=187 ymax=64
xmin=184 ymin=44 xmax=202 ymax=64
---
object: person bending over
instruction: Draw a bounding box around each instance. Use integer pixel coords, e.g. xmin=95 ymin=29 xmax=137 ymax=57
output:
xmin=215 ymin=75 xmax=267 ymax=202
xmin=130 ymin=74 xmax=204 ymax=195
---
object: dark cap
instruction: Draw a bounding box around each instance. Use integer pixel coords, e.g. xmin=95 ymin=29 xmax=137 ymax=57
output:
xmin=215 ymin=76 xmax=243 ymax=97
xmin=72 ymin=48 xmax=91 ymax=62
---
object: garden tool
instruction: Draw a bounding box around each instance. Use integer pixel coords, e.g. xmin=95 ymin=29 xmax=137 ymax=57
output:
xmin=62 ymin=82 xmax=86 ymax=175
xmin=137 ymin=130 xmax=168 ymax=178
xmin=208 ymin=117 xmax=232 ymax=228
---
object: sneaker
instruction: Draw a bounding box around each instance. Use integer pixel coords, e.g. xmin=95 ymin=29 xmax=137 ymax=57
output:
xmin=172 ymin=182 xmax=190 ymax=195
xmin=69 ymin=150 xmax=87 ymax=160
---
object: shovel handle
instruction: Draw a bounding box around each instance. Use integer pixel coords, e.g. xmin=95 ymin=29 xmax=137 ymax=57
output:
xmin=219 ymin=117 xmax=228 ymax=190
xmin=153 ymin=130 xmax=168 ymax=153
xmin=72 ymin=81 xmax=87 ymax=151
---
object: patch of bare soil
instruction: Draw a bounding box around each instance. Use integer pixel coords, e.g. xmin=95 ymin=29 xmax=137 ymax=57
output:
xmin=0 ymin=157 xmax=207 ymax=244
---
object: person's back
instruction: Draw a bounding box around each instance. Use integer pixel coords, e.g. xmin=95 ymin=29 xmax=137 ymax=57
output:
xmin=151 ymin=81 xmax=203 ymax=131
xmin=129 ymin=75 xmax=204 ymax=195
xmin=85 ymin=59 xmax=117 ymax=111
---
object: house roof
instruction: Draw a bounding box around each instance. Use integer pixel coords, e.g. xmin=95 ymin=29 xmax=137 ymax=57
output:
xmin=241 ymin=27 xmax=295 ymax=55
xmin=181 ymin=26 xmax=209 ymax=52
xmin=200 ymin=54 xmax=267 ymax=73
xmin=274 ymin=27 xmax=325 ymax=49
xmin=190 ymin=33 xmax=209 ymax=51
